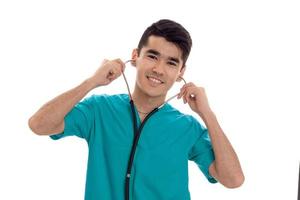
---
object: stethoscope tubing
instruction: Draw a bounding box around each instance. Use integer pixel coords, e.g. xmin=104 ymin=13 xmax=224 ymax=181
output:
xmin=121 ymin=59 xmax=187 ymax=200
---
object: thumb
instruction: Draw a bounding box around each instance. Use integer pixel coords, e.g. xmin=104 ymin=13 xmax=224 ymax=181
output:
xmin=101 ymin=59 xmax=109 ymax=65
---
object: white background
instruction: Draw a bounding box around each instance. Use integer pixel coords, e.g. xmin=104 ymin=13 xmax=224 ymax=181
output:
xmin=0 ymin=0 xmax=299 ymax=199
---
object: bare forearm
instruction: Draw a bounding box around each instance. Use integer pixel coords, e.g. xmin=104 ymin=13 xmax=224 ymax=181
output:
xmin=28 ymin=78 xmax=96 ymax=135
xmin=200 ymin=110 xmax=244 ymax=186
xmin=28 ymin=59 xmax=126 ymax=135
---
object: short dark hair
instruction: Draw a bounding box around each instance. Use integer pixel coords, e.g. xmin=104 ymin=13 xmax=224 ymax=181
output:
xmin=137 ymin=19 xmax=192 ymax=68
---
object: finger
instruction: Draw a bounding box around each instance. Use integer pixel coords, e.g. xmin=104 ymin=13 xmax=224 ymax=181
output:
xmin=179 ymin=83 xmax=196 ymax=98
xmin=177 ymin=93 xmax=182 ymax=99
xmin=115 ymin=58 xmax=125 ymax=72
xmin=108 ymin=62 xmax=122 ymax=76
xmin=101 ymin=59 xmax=109 ymax=65
xmin=107 ymin=69 xmax=115 ymax=79
xmin=110 ymin=64 xmax=124 ymax=79
xmin=183 ymin=87 xmax=196 ymax=103
xmin=182 ymin=89 xmax=188 ymax=103
xmin=179 ymin=86 xmax=193 ymax=99
xmin=180 ymin=82 xmax=195 ymax=93
xmin=177 ymin=90 xmax=183 ymax=99
xmin=177 ymin=87 xmax=187 ymax=99
xmin=108 ymin=71 xmax=119 ymax=81
xmin=178 ymin=84 xmax=190 ymax=98
xmin=184 ymin=93 xmax=190 ymax=104
xmin=185 ymin=90 xmax=196 ymax=103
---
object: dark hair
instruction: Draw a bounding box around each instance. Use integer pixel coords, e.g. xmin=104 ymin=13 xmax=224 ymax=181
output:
xmin=137 ymin=19 xmax=192 ymax=68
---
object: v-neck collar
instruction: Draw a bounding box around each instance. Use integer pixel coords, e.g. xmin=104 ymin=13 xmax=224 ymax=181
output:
xmin=123 ymin=93 xmax=171 ymax=127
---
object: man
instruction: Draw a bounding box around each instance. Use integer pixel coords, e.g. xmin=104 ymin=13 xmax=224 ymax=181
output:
xmin=28 ymin=19 xmax=244 ymax=200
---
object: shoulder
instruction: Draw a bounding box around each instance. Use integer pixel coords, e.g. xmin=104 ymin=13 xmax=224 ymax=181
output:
xmin=83 ymin=93 xmax=129 ymax=105
xmin=163 ymin=104 xmax=198 ymax=122
xmin=82 ymin=93 xmax=130 ymax=115
xmin=162 ymin=105 xmax=207 ymax=144
xmin=163 ymin=104 xmax=205 ymax=130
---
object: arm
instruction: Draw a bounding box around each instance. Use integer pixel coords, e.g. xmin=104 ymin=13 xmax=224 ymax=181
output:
xmin=28 ymin=59 xmax=125 ymax=135
xmin=202 ymin=110 xmax=244 ymax=188
xmin=178 ymin=83 xmax=244 ymax=188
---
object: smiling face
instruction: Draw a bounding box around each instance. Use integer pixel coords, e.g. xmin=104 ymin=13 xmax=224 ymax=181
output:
xmin=132 ymin=35 xmax=186 ymax=99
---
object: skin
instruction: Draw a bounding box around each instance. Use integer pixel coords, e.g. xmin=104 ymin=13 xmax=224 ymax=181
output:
xmin=130 ymin=36 xmax=186 ymax=121
xmin=28 ymin=35 xmax=244 ymax=189
xmin=131 ymin=36 xmax=245 ymax=188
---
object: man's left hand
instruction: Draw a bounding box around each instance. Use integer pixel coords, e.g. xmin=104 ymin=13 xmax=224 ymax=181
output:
xmin=177 ymin=82 xmax=212 ymax=116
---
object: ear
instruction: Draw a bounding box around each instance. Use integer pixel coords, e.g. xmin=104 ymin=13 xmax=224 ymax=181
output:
xmin=176 ymin=66 xmax=186 ymax=82
xmin=131 ymin=48 xmax=139 ymax=67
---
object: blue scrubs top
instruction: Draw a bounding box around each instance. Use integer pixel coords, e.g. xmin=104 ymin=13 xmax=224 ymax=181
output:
xmin=50 ymin=94 xmax=217 ymax=200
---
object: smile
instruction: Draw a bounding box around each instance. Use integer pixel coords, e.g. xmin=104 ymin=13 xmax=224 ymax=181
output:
xmin=146 ymin=75 xmax=164 ymax=84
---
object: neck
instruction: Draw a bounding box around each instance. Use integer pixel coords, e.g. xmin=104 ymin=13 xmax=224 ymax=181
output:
xmin=131 ymin=85 xmax=166 ymax=114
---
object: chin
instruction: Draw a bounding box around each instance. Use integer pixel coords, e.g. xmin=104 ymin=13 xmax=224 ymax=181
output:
xmin=146 ymin=91 xmax=166 ymax=98
xmin=138 ymin=83 xmax=167 ymax=98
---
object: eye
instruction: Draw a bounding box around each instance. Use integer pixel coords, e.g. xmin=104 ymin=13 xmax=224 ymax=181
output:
xmin=147 ymin=54 xmax=157 ymax=60
xmin=167 ymin=61 xmax=178 ymax=67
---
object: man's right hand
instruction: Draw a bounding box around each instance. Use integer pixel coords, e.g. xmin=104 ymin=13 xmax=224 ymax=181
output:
xmin=28 ymin=58 xmax=126 ymax=135
xmin=88 ymin=58 xmax=126 ymax=88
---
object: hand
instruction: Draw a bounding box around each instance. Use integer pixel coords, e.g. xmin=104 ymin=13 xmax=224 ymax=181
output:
xmin=177 ymin=82 xmax=212 ymax=116
xmin=88 ymin=58 xmax=125 ymax=88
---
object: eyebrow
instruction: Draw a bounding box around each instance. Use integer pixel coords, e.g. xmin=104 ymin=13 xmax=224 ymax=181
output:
xmin=146 ymin=49 xmax=180 ymax=64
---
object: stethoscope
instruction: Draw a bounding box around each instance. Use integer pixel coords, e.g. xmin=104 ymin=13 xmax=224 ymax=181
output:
xmin=121 ymin=60 xmax=187 ymax=200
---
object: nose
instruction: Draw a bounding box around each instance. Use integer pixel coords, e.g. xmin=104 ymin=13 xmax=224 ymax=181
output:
xmin=152 ymin=61 xmax=164 ymax=75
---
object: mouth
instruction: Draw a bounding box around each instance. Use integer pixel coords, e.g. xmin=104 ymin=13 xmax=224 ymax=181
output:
xmin=146 ymin=75 xmax=164 ymax=85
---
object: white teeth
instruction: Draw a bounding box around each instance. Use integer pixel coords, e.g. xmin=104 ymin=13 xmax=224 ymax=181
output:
xmin=148 ymin=77 xmax=162 ymax=84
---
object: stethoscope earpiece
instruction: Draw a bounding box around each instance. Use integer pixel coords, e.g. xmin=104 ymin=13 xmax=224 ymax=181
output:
xmin=130 ymin=60 xmax=136 ymax=66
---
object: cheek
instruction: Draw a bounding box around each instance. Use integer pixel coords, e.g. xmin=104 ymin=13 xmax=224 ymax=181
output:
xmin=140 ymin=59 xmax=155 ymax=69
xmin=136 ymin=61 xmax=152 ymax=77
xmin=135 ymin=67 xmax=147 ymax=85
xmin=166 ymin=70 xmax=180 ymax=83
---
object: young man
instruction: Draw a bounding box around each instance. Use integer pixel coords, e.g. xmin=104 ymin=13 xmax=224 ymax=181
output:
xmin=28 ymin=19 xmax=244 ymax=200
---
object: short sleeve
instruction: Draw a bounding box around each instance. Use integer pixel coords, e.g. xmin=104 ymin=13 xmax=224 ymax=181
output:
xmin=188 ymin=118 xmax=217 ymax=183
xmin=49 ymin=95 xmax=95 ymax=142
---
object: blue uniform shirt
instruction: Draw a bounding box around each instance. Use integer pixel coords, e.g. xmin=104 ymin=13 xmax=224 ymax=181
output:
xmin=50 ymin=94 xmax=217 ymax=200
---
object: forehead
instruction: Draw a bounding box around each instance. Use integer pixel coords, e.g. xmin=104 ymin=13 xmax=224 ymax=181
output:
xmin=141 ymin=36 xmax=183 ymax=61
